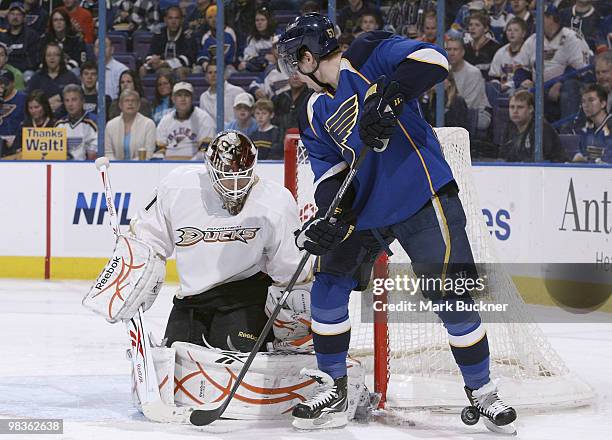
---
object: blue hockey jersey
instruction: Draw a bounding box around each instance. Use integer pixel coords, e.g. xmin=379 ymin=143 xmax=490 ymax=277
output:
xmin=300 ymin=32 xmax=455 ymax=230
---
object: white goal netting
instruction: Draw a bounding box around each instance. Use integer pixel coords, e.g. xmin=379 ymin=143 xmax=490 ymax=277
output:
xmin=284 ymin=127 xmax=594 ymax=411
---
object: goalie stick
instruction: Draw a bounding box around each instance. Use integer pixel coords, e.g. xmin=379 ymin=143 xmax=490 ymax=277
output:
xmin=94 ymin=157 xmax=193 ymax=424
xmin=189 ymin=142 xmax=375 ymax=426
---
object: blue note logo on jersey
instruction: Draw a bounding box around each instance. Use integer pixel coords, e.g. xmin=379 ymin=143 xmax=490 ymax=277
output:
xmin=324 ymin=94 xmax=359 ymax=163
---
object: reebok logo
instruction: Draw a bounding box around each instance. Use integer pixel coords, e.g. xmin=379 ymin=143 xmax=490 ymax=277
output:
xmin=95 ymin=257 xmax=121 ymax=290
xmin=238 ymin=331 xmax=257 ymax=341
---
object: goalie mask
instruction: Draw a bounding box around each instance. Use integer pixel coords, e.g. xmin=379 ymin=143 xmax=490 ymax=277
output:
xmin=205 ymin=130 xmax=258 ymax=215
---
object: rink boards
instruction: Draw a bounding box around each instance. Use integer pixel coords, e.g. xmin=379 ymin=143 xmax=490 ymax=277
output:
xmin=0 ymin=161 xmax=610 ymax=307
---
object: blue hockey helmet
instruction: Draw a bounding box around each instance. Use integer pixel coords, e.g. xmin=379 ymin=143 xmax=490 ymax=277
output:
xmin=277 ymin=12 xmax=339 ymax=77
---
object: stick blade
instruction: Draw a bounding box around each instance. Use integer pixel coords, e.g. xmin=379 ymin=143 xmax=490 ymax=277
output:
xmin=189 ymin=407 xmax=224 ymax=426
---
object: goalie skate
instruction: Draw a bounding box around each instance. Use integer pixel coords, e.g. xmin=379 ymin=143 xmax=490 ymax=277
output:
xmin=292 ymin=369 xmax=348 ymax=430
xmin=462 ymin=381 xmax=517 ymax=435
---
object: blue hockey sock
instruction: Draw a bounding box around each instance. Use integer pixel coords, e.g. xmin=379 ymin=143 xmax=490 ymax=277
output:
xmin=310 ymin=272 xmax=356 ymax=379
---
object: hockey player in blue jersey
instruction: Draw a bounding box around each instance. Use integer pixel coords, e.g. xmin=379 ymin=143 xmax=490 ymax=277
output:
xmin=277 ymin=13 xmax=517 ymax=432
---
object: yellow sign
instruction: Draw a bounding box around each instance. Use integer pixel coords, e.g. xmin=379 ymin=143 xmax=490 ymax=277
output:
xmin=21 ymin=127 xmax=67 ymax=160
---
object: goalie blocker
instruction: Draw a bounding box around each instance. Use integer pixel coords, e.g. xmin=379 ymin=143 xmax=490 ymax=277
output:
xmin=82 ymin=235 xmax=165 ymax=323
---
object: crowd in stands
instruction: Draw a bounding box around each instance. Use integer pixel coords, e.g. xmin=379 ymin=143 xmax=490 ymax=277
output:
xmin=0 ymin=0 xmax=609 ymax=164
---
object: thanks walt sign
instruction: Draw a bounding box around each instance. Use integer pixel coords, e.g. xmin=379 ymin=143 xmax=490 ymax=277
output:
xmin=21 ymin=127 xmax=67 ymax=160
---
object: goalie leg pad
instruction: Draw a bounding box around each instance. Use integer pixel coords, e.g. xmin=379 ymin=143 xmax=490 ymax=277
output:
xmin=129 ymin=345 xmax=176 ymax=409
xmin=171 ymin=342 xmax=367 ymax=420
xmin=83 ymin=235 xmax=165 ymax=323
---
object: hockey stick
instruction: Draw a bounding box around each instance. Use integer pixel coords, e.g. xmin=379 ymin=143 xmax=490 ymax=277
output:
xmin=94 ymin=157 xmax=192 ymax=424
xmin=189 ymin=144 xmax=373 ymax=426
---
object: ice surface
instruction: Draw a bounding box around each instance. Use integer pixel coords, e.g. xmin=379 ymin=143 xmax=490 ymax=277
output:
xmin=1 ymin=279 xmax=610 ymax=440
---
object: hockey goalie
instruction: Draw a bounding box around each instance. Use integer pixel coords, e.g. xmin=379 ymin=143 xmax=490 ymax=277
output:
xmin=83 ymin=130 xmax=368 ymax=423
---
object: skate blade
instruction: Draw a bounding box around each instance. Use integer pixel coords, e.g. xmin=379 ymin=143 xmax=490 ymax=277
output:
xmin=292 ymin=412 xmax=348 ymax=430
xmin=483 ymin=418 xmax=517 ymax=436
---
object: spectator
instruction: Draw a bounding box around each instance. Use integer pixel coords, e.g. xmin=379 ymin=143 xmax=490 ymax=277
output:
xmin=297 ymin=1 xmax=342 ymax=36
xmin=151 ymin=70 xmax=175 ymax=125
xmin=416 ymin=11 xmax=437 ymax=44
xmin=489 ymin=0 xmax=513 ymax=43
xmin=572 ymin=84 xmax=612 ymax=163
xmin=108 ymin=69 xmax=153 ymax=119
xmin=0 ymin=2 xmax=40 ymax=76
xmin=112 ymin=0 xmax=137 ymax=31
xmin=12 ymin=89 xmax=55 ymax=154
xmin=223 ymin=0 xmax=255 ymax=53
xmin=595 ymin=14 xmax=611 ymax=54
xmin=248 ymin=41 xmax=289 ymax=101
xmin=559 ymin=0 xmax=602 ymax=52
xmin=239 ymin=6 xmax=277 ymax=73
xmin=80 ymin=60 xmax=111 ymax=117
xmin=26 ymin=41 xmax=80 ymax=114
xmin=199 ymin=62 xmax=243 ymax=125
xmin=272 ymin=72 xmax=311 ymax=139
xmin=420 ymin=71 xmax=468 ymax=129
xmin=40 ymin=8 xmax=87 ymax=72
xmin=225 ymin=92 xmax=257 ymax=136
xmin=501 ymin=90 xmax=566 ymax=162
xmin=353 ymin=10 xmax=382 ymax=37
xmin=508 ymin=0 xmax=534 ymax=35
xmin=515 ymin=5 xmax=592 ymax=121
xmin=387 ymin=0 xmax=435 ymax=39
xmin=0 ymin=42 xmax=23 ymax=90
xmin=79 ymin=0 xmax=103 ymax=21
xmin=55 ymin=84 xmax=97 ymax=160
xmin=156 ymin=81 xmax=215 ymax=160
xmin=251 ymin=98 xmax=282 ymax=160
xmin=197 ymin=4 xmax=237 ymax=72
xmin=130 ymin=0 xmax=161 ymax=33
xmin=464 ymin=10 xmax=501 ymax=79
xmin=60 ymin=0 xmax=94 ymax=44
xmin=450 ymin=0 xmax=488 ymax=37
xmin=595 ymin=51 xmax=612 ymax=113
xmin=141 ymin=6 xmax=196 ymax=80
xmin=338 ymin=0 xmax=382 ymax=34
xmin=299 ymin=0 xmax=319 ymax=14
xmin=488 ymin=17 xmax=528 ymax=97
xmin=185 ymin=0 xmax=211 ymax=40
xmin=338 ymin=33 xmax=355 ymax=52
xmin=105 ymin=89 xmax=156 ymax=160
xmin=446 ymin=37 xmax=491 ymax=131
xmin=0 ymin=69 xmax=25 ymax=148
xmin=23 ymin=0 xmax=48 ymax=35
xmin=94 ymin=36 xmax=128 ymax=100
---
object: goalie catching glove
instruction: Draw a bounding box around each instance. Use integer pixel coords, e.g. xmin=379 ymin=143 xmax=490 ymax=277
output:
xmin=295 ymin=216 xmax=354 ymax=256
xmin=359 ymin=75 xmax=404 ymax=152
xmin=82 ymin=235 xmax=166 ymax=323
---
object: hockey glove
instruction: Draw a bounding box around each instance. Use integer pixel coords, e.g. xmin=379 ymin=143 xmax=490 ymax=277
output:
xmin=295 ymin=217 xmax=353 ymax=256
xmin=359 ymin=76 xmax=405 ymax=152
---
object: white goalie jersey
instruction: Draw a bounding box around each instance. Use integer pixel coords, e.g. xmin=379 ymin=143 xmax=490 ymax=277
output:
xmin=131 ymin=165 xmax=310 ymax=297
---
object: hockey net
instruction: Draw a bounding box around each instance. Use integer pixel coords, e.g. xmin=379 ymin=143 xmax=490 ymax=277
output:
xmin=284 ymin=127 xmax=594 ymax=411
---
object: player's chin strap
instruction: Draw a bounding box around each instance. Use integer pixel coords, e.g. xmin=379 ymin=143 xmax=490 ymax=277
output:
xmin=298 ymin=55 xmax=335 ymax=94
